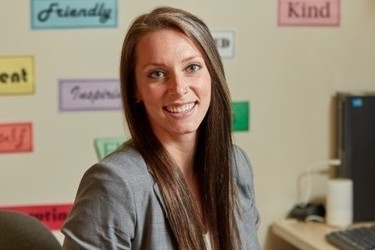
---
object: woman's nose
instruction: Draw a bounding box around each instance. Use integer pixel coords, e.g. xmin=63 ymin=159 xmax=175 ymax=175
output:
xmin=168 ymin=74 xmax=188 ymax=96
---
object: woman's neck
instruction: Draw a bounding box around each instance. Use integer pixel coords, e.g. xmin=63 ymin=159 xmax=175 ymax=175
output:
xmin=161 ymin=133 xmax=196 ymax=174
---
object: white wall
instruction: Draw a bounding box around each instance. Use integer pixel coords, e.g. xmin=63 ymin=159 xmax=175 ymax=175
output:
xmin=1 ymin=1 xmax=375 ymax=248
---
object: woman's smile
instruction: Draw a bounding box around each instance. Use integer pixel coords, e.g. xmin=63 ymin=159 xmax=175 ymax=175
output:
xmin=164 ymin=102 xmax=197 ymax=114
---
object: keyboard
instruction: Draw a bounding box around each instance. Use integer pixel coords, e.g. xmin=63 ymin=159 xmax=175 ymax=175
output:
xmin=325 ymin=225 xmax=375 ymax=250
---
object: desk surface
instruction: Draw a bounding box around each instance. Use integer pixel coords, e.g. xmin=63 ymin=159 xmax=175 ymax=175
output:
xmin=272 ymin=219 xmax=338 ymax=250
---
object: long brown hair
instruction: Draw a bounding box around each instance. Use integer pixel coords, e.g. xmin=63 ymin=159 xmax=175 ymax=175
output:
xmin=120 ymin=6 xmax=240 ymax=249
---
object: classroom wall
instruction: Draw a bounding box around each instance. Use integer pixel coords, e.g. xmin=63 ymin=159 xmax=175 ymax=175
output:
xmin=1 ymin=1 xmax=375 ymax=248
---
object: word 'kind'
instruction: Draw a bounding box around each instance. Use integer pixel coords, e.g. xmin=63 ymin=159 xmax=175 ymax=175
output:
xmin=278 ymin=0 xmax=340 ymax=26
xmin=288 ymin=1 xmax=332 ymax=18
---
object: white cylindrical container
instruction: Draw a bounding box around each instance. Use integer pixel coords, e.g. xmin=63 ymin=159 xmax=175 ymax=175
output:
xmin=326 ymin=178 xmax=353 ymax=228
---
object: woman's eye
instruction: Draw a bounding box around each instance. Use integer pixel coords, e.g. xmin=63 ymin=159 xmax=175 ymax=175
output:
xmin=149 ymin=70 xmax=165 ymax=79
xmin=186 ymin=64 xmax=202 ymax=73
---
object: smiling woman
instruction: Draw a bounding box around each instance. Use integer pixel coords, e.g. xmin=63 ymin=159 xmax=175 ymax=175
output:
xmin=61 ymin=6 xmax=260 ymax=250
xmin=134 ymin=29 xmax=211 ymax=138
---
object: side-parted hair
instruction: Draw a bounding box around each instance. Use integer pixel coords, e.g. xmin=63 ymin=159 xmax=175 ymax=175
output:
xmin=120 ymin=6 xmax=240 ymax=250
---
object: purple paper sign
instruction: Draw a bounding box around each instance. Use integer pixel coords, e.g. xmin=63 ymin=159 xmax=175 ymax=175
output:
xmin=59 ymin=79 xmax=121 ymax=111
xmin=278 ymin=0 xmax=340 ymax=26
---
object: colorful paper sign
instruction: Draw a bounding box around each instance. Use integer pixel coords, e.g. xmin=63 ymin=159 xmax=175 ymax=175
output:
xmin=212 ymin=31 xmax=235 ymax=59
xmin=0 ymin=204 xmax=72 ymax=230
xmin=0 ymin=123 xmax=33 ymax=153
xmin=59 ymin=78 xmax=121 ymax=111
xmin=0 ymin=56 xmax=35 ymax=95
xmin=31 ymin=0 xmax=118 ymax=29
xmin=278 ymin=0 xmax=340 ymax=26
xmin=232 ymin=102 xmax=249 ymax=132
xmin=94 ymin=137 xmax=125 ymax=160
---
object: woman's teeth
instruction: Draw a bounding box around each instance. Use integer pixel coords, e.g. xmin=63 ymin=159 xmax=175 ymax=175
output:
xmin=165 ymin=102 xmax=195 ymax=113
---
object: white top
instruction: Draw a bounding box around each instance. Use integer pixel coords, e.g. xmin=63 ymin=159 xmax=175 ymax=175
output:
xmin=204 ymin=233 xmax=212 ymax=250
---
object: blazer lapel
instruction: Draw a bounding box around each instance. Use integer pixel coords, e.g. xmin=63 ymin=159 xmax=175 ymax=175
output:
xmin=153 ymin=182 xmax=168 ymax=217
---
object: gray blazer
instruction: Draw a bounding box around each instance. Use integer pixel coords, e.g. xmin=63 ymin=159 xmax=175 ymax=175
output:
xmin=62 ymin=145 xmax=260 ymax=249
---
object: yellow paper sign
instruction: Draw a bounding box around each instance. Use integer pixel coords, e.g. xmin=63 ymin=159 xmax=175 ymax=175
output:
xmin=0 ymin=56 xmax=35 ymax=95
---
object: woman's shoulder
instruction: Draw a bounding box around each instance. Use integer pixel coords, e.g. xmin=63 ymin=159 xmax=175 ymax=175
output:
xmin=79 ymin=144 xmax=153 ymax=196
xmin=95 ymin=143 xmax=150 ymax=178
xmin=231 ymin=145 xmax=254 ymax=179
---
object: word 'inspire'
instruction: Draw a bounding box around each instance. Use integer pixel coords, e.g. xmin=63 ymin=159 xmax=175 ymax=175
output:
xmin=70 ymin=85 xmax=120 ymax=103
xmin=59 ymin=79 xmax=121 ymax=111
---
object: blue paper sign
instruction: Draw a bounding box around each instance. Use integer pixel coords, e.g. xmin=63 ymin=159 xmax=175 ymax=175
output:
xmin=31 ymin=0 xmax=117 ymax=29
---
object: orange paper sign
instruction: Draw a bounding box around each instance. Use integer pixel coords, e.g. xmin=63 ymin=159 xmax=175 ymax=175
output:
xmin=0 ymin=123 xmax=33 ymax=153
xmin=0 ymin=204 xmax=72 ymax=230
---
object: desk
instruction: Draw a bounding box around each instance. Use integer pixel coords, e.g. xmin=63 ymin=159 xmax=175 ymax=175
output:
xmin=272 ymin=219 xmax=338 ymax=250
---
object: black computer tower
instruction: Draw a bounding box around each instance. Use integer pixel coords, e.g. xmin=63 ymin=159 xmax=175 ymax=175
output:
xmin=336 ymin=93 xmax=375 ymax=222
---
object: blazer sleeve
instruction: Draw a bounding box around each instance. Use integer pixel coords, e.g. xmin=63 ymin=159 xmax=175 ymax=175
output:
xmin=233 ymin=146 xmax=261 ymax=249
xmin=61 ymin=162 xmax=136 ymax=250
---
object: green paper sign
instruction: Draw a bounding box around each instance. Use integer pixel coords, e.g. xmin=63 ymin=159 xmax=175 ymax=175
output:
xmin=232 ymin=101 xmax=249 ymax=132
xmin=94 ymin=137 xmax=125 ymax=160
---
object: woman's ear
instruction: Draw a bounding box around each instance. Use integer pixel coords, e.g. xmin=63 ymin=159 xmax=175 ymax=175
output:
xmin=135 ymin=91 xmax=142 ymax=103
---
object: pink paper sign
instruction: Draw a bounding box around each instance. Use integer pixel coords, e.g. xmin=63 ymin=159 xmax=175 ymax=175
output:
xmin=278 ymin=0 xmax=340 ymax=26
xmin=0 ymin=204 xmax=73 ymax=230
xmin=0 ymin=123 xmax=33 ymax=153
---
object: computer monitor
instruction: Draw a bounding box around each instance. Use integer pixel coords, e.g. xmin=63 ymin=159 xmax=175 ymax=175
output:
xmin=336 ymin=93 xmax=375 ymax=222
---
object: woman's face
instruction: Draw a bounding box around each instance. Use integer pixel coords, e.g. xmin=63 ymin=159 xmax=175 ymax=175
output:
xmin=134 ymin=29 xmax=211 ymax=141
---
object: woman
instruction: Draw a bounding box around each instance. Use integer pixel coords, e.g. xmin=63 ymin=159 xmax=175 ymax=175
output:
xmin=62 ymin=6 xmax=260 ymax=250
